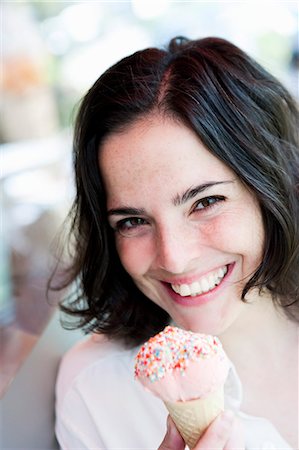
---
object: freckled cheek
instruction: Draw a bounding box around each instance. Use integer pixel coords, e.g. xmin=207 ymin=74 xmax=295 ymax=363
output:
xmin=115 ymin=238 xmax=154 ymax=276
xmin=205 ymin=211 xmax=265 ymax=262
xmin=198 ymin=215 xmax=234 ymax=249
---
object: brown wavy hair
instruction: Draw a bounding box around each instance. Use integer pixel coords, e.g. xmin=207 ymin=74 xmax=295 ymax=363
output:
xmin=50 ymin=36 xmax=299 ymax=347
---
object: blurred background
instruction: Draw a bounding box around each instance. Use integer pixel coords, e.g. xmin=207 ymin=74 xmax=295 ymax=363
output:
xmin=0 ymin=1 xmax=298 ymax=448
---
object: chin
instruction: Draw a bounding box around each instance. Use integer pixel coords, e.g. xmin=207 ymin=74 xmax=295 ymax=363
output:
xmin=174 ymin=316 xmax=236 ymax=336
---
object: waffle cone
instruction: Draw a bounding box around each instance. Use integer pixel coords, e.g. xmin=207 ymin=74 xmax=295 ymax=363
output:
xmin=164 ymin=387 xmax=224 ymax=449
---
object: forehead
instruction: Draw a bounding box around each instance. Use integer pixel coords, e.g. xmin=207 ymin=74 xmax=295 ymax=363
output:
xmin=98 ymin=115 xmax=234 ymax=205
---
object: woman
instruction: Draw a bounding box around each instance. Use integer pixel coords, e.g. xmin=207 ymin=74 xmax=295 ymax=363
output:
xmin=54 ymin=36 xmax=298 ymax=449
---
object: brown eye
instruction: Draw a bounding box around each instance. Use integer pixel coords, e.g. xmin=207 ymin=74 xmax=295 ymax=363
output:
xmin=114 ymin=217 xmax=150 ymax=237
xmin=193 ymin=196 xmax=225 ymax=211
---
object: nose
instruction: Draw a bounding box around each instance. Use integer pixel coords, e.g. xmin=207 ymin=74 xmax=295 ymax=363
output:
xmin=155 ymin=223 xmax=197 ymax=274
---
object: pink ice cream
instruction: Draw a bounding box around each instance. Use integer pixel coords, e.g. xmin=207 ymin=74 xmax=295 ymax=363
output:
xmin=134 ymin=326 xmax=230 ymax=403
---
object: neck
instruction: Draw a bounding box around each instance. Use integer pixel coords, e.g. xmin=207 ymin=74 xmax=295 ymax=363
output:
xmin=219 ymin=290 xmax=298 ymax=366
xmin=220 ymin=291 xmax=299 ymax=449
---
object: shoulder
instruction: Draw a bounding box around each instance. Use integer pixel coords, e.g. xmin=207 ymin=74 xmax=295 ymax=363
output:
xmin=55 ymin=334 xmax=167 ymax=449
xmin=56 ymin=333 xmax=137 ymax=407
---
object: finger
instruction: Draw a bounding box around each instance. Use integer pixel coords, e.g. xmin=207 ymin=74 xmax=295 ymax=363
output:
xmin=195 ymin=410 xmax=235 ymax=450
xmin=158 ymin=415 xmax=185 ymax=450
xmin=224 ymin=417 xmax=245 ymax=450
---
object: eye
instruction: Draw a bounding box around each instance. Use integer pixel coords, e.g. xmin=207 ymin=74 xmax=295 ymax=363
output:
xmin=114 ymin=217 xmax=150 ymax=237
xmin=193 ymin=195 xmax=225 ymax=212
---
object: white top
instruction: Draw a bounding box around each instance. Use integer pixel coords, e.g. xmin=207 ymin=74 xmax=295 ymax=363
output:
xmin=55 ymin=334 xmax=292 ymax=450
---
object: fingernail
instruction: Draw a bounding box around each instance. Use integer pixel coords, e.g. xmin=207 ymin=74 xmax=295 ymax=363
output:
xmin=167 ymin=415 xmax=182 ymax=440
xmin=166 ymin=416 xmax=171 ymax=434
xmin=166 ymin=416 xmax=175 ymax=436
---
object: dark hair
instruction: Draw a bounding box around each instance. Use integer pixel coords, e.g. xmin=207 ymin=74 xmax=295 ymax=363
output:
xmin=53 ymin=36 xmax=299 ymax=347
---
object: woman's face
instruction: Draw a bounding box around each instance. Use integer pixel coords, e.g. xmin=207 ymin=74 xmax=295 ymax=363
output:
xmin=99 ymin=115 xmax=265 ymax=335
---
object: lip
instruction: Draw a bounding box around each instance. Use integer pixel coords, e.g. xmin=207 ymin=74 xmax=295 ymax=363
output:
xmin=161 ymin=262 xmax=235 ymax=307
xmin=160 ymin=264 xmax=229 ymax=286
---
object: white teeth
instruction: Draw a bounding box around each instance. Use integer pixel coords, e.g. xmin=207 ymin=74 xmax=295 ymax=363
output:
xmin=171 ymin=266 xmax=228 ymax=297
xmin=190 ymin=281 xmax=201 ymax=297
xmin=201 ymin=278 xmax=210 ymax=293
xmin=218 ymin=267 xmax=227 ymax=277
xmin=180 ymin=284 xmax=191 ymax=296
xmin=208 ymin=274 xmax=216 ymax=285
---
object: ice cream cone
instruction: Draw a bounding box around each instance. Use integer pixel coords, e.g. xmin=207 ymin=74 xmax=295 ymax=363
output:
xmin=134 ymin=327 xmax=229 ymax=448
xmin=164 ymin=387 xmax=224 ymax=449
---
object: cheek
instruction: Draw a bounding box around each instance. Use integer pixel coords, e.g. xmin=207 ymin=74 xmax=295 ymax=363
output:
xmin=202 ymin=208 xmax=264 ymax=262
xmin=199 ymin=214 xmax=236 ymax=248
xmin=116 ymin=237 xmax=152 ymax=276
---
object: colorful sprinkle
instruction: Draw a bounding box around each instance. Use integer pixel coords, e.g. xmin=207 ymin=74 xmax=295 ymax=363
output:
xmin=134 ymin=326 xmax=223 ymax=382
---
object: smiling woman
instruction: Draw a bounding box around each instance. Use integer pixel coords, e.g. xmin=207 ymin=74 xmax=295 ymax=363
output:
xmin=99 ymin=115 xmax=265 ymax=335
xmin=52 ymin=36 xmax=299 ymax=449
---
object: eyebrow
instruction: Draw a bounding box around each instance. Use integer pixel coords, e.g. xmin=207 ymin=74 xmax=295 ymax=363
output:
xmin=107 ymin=180 xmax=234 ymax=217
xmin=172 ymin=181 xmax=234 ymax=206
xmin=107 ymin=206 xmax=146 ymax=217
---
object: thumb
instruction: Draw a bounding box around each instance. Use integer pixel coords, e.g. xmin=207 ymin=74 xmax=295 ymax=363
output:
xmin=158 ymin=416 xmax=185 ymax=450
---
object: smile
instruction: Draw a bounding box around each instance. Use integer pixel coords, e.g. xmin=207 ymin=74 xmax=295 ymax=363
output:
xmin=170 ymin=266 xmax=228 ymax=297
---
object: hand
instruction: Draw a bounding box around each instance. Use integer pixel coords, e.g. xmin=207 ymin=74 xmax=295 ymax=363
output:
xmin=158 ymin=411 xmax=245 ymax=450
